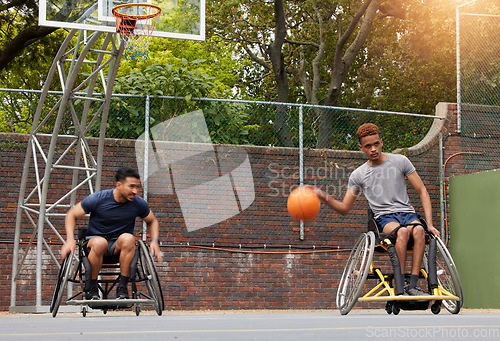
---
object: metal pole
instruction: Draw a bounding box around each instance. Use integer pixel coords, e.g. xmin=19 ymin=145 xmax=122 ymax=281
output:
xmin=439 ymin=132 xmax=445 ymax=238
xmin=456 ymin=5 xmax=462 ymax=133
xmin=96 ymin=33 xmax=125 ymax=192
xmin=11 ymin=30 xmax=123 ymax=312
xmin=34 ymin=30 xmax=100 ymax=304
xmin=10 ymin=30 xmax=78 ymax=309
xmin=143 ymin=95 xmax=150 ymax=241
xmin=299 ymin=105 xmax=304 ymax=241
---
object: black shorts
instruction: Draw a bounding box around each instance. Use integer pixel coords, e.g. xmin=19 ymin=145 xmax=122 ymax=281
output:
xmin=85 ymin=236 xmax=119 ymax=256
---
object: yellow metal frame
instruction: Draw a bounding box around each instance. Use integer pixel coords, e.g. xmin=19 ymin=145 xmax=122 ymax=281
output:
xmin=358 ymin=239 xmax=459 ymax=302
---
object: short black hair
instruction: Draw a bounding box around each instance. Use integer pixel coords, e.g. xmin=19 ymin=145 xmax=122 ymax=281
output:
xmin=115 ymin=167 xmax=140 ymax=182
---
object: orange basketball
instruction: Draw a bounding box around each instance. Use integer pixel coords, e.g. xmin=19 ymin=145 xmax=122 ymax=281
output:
xmin=287 ymin=186 xmax=321 ymax=221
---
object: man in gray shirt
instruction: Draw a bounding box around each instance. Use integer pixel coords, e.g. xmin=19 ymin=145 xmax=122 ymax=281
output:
xmin=312 ymin=123 xmax=440 ymax=296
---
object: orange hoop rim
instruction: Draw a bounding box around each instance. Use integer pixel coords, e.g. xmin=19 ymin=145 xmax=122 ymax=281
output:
xmin=112 ymin=3 xmax=162 ymax=20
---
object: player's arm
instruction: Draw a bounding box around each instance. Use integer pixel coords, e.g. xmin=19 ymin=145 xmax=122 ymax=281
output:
xmin=61 ymin=202 xmax=86 ymax=259
xmin=310 ymin=187 xmax=359 ymax=215
xmin=143 ymin=210 xmax=162 ymax=262
xmin=407 ymin=171 xmax=440 ymax=238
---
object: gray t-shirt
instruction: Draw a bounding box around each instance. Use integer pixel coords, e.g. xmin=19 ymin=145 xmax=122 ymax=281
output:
xmin=348 ymin=154 xmax=416 ymax=218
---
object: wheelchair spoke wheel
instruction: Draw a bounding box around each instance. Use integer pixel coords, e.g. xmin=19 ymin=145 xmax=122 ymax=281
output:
xmin=50 ymin=252 xmax=76 ymax=317
xmin=435 ymin=238 xmax=463 ymax=313
xmin=138 ymin=240 xmax=164 ymax=315
xmin=336 ymin=232 xmax=375 ymax=315
xmin=424 ymin=238 xmax=463 ymax=314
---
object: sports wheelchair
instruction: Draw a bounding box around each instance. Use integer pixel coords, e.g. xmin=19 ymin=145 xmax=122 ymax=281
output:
xmin=336 ymin=210 xmax=463 ymax=315
xmin=51 ymin=228 xmax=164 ymax=317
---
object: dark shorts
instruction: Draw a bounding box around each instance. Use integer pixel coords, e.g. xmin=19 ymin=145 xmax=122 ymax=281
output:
xmin=374 ymin=212 xmax=421 ymax=234
xmin=85 ymin=236 xmax=119 ymax=256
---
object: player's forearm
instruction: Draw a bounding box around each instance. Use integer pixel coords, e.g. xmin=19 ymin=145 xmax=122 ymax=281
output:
xmin=317 ymin=192 xmax=351 ymax=215
xmin=419 ymin=189 xmax=434 ymax=226
xmin=64 ymin=212 xmax=77 ymax=242
xmin=148 ymin=219 xmax=160 ymax=241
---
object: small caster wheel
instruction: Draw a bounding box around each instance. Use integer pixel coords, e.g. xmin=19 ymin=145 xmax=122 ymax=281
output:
xmin=385 ymin=302 xmax=393 ymax=315
xmin=431 ymin=301 xmax=441 ymax=315
xmin=82 ymin=307 xmax=87 ymax=317
xmin=392 ymin=303 xmax=401 ymax=315
xmin=135 ymin=306 xmax=141 ymax=316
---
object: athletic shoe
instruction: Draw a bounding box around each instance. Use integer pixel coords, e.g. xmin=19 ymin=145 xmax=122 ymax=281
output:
xmin=405 ymin=286 xmax=429 ymax=296
xmin=116 ymin=285 xmax=129 ymax=299
xmin=86 ymin=286 xmax=100 ymax=300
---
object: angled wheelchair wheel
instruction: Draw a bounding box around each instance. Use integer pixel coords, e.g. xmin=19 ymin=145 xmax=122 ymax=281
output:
xmin=424 ymin=238 xmax=463 ymax=314
xmin=435 ymin=238 xmax=463 ymax=313
xmin=50 ymin=252 xmax=76 ymax=317
xmin=336 ymin=231 xmax=375 ymax=315
xmin=137 ymin=240 xmax=164 ymax=315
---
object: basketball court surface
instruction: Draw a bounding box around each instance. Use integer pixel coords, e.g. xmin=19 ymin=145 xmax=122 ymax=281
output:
xmin=1 ymin=310 xmax=499 ymax=341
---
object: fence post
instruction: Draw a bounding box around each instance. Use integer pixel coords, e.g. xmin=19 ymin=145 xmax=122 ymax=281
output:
xmin=299 ymin=105 xmax=304 ymax=240
xmin=456 ymin=5 xmax=462 ymax=132
xmin=142 ymin=95 xmax=150 ymax=241
xmin=439 ymin=132 xmax=445 ymax=237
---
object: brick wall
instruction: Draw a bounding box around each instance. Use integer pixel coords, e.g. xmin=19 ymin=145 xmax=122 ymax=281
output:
xmin=0 ymin=103 xmax=459 ymax=312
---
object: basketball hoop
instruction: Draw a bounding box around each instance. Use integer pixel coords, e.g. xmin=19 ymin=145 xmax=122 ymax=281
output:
xmin=112 ymin=3 xmax=161 ymax=61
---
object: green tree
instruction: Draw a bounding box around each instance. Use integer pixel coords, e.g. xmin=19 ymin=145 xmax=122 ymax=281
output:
xmin=107 ymin=58 xmax=257 ymax=144
xmin=117 ymin=35 xmax=248 ymax=98
xmin=346 ymin=0 xmax=457 ymax=114
xmin=208 ymin=0 xmax=408 ymax=148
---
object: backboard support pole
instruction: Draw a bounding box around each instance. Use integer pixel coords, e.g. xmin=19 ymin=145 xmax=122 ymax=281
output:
xmin=10 ymin=28 xmax=125 ymax=313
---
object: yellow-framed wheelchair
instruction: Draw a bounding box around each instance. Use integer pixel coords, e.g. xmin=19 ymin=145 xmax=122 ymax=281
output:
xmin=50 ymin=229 xmax=164 ymax=317
xmin=336 ymin=210 xmax=463 ymax=315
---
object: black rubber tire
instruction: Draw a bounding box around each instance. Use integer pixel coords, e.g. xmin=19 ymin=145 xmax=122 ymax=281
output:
xmin=424 ymin=238 xmax=463 ymax=314
xmin=138 ymin=240 xmax=164 ymax=316
xmin=50 ymin=253 xmax=75 ymax=317
xmin=336 ymin=232 xmax=375 ymax=315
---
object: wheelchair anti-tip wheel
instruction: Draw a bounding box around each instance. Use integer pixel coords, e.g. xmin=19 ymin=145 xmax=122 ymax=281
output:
xmin=423 ymin=237 xmax=463 ymax=314
xmin=336 ymin=231 xmax=375 ymax=315
xmin=50 ymin=252 xmax=77 ymax=317
xmin=137 ymin=240 xmax=164 ymax=315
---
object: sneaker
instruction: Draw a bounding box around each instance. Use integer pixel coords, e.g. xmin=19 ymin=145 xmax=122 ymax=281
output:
xmin=405 ymin=286 xmax=429 ymax=296
xmin=116 ymin=285 xmax=129 ymax=299
xmin=397 ymin=289 xmax=410 ymax=296
xmin=86 ymin=286 xmax=100 ymax=300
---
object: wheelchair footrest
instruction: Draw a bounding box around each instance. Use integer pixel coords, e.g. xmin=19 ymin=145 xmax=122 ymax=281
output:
xmin=358 ymin=294 xmax=459 ymax=302
xmin=396 ymin=300 xmax=430 ymax=311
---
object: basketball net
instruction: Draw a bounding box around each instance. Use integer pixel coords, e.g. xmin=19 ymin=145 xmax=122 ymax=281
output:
xmin=112 ymin=4 xmax=161 ymax=62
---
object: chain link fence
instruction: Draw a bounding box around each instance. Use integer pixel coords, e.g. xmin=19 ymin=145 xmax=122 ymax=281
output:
xmin=0 ymin=88 xmax=434 ymax=152
xmin=1 ymin=87 xmax=441 ymax=242
xmin=457 ymin=0 xmax=500 ymax=174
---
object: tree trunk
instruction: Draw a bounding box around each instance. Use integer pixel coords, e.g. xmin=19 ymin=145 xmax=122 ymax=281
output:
xmin=0 ymin=25 xmax=58 ymax=71
xmin=317 ymin=0 xmax=381 ymax=149
xmin=268 ymin=0 xmax=293 ymax=147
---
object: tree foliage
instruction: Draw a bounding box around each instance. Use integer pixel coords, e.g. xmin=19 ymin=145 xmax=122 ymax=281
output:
xmin=108 ymin=58 xmax=257 ymax=144
xmin=0 ymin=0 xmax=468 ymax=151
xmin=208 ymin=0 xmax=408 ymax=148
